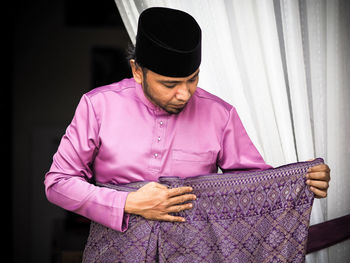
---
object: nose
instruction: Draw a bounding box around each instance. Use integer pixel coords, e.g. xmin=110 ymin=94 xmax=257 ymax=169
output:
xmin=175 ymin=83 xmax=191 ymax=102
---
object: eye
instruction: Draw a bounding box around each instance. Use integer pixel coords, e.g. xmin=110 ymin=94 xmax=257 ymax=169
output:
xmin=164 ymin=84 xmax=176 ymax=89
xmin=188 ymin=76 xmax=198 ymax=83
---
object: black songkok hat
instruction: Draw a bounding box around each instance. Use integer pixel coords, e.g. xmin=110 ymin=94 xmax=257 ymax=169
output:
xmin=135 ymin=7 xmax=202 ymax=77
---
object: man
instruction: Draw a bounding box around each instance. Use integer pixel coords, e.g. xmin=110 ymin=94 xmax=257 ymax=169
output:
xmin=44 ymin=7 xmax=330 ymax=234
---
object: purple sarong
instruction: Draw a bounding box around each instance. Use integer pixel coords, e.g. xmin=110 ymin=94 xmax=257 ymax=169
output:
xmin=83 ymin=158 xmax=323 ymax=263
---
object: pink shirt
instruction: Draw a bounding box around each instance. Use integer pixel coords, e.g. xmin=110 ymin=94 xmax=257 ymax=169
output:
xmin=44 ymin=78 xmax=272 ymax=232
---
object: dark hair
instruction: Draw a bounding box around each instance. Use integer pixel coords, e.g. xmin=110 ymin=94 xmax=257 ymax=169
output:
xmin=126 ymin=43 xmax=136 ymax=61
xmin=126 ymin=43 xmax=148 ymax=75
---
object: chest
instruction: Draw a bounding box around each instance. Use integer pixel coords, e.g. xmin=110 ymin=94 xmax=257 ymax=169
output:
xmin=95 ymin=110 xmax=222 ymax=179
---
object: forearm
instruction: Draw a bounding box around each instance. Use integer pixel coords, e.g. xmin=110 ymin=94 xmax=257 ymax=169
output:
xmin=45 ymin=172 xmax=130 ymax=232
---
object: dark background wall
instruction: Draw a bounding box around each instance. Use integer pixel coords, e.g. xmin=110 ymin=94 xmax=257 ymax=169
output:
xmin=10 ymin=1 xmax=132 ymax=262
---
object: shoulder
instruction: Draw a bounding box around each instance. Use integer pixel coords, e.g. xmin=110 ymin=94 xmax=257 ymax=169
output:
xmin=193 ymin=87 xmax=233 ymax=113
xmin=84 ymin=78 xmax=137 ymax=99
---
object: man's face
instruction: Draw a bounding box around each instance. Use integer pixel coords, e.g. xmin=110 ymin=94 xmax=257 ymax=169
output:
xmin=131 ymin=60 xmax=199 ymax=114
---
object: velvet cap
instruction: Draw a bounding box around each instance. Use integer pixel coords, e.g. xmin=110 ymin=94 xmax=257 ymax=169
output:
xmin=135 ymin=7 xmax=201 ymax=77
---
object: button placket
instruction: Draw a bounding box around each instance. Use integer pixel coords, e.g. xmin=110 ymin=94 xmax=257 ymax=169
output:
xmin=149 ymin=117 xmax=167 ymax=172
xmin=157 ymin=120 xmax=164 ymax=144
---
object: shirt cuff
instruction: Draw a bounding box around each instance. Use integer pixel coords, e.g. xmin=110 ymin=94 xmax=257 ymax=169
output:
xmin=112 ymin=191 xmax=131 ymax=232
xmin=121 ymin=212 xmax=130 ymax=232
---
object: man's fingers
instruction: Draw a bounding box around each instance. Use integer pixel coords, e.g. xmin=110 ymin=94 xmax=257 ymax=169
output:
xmin=307 ymin=164 xmax=330 ymax=174
xmin=306 ymin=171 xmax=330 ymax=181
xmin=166 ymin=194 xmax=196 ymax=206
xmin=161 ymin=214 xmax=186 ymax=222
xmin=306 ymin=179 xmax=329 ymax=190
xmin=309 ymin=186 xmax=327 ymax=198
xmin=167 ymin=186 xmax=193 ymax=197
xmin=167 ymin=203 xmax=193 ymax=213
xmin=151 ymin=182 xmax=168 ymax=189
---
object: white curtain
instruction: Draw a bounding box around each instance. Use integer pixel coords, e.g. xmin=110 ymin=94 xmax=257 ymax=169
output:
xmin=114 ymin=0 xmax=350 ymax=262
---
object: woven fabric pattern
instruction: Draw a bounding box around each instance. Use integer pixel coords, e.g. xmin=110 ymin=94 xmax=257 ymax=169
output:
xmin=83 ymin=158 xmax=323 ymax=263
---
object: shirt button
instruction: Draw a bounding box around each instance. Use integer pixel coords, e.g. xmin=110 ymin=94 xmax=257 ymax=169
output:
xmin=154 ymin=153 xmax=158 ymax=158
xmin=160 ymin=121 xmax=163 ymax=126
xmin=158 ymin=136 xmax=161 ymax=142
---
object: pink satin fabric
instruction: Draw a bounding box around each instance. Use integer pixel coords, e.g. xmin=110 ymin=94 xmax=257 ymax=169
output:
xmin=44 ymin=78 xmax=272 ymax=232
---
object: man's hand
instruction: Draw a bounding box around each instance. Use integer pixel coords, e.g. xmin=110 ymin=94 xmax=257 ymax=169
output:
xmin=124 ymin=182 xmax=196 ymax=222
xmin=306 ymin=161 xmax=331 ymax=198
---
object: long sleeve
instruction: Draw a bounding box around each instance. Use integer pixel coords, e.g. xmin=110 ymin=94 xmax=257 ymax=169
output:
xmin=44 ymin=94 xmax=130 ymax=232
xmin=218 ymin=106 xmax=272 ymax=172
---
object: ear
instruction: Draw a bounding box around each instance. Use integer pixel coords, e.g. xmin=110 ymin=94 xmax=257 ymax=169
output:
xmin=129 ymin=59 xmax=143 ymax=84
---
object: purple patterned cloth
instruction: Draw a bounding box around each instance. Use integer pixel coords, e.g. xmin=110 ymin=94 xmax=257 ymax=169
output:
xmin=82 ymin=158 xmax=323 ymax=263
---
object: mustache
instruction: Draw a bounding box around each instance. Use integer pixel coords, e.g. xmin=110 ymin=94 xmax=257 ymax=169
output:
xmin=170 ymin=103 xmax=187 ymax=107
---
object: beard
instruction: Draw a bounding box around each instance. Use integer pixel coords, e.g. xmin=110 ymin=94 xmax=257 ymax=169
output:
xmin=142 ymin=77 xmax=185 ymax=115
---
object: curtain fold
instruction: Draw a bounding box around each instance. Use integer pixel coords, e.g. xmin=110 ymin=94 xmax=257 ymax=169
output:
xmin=224 ymin=0 xmax=296 ymax=165
xmin=325 ymin=0 xmax=350 ymax=261
xmin=114 ymin=0 xmax=350 ymax=262
xmin=279 ymin=0 xmax=314 ymax=161
xmin=295 ymin=0 xmax=328 ymax=262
